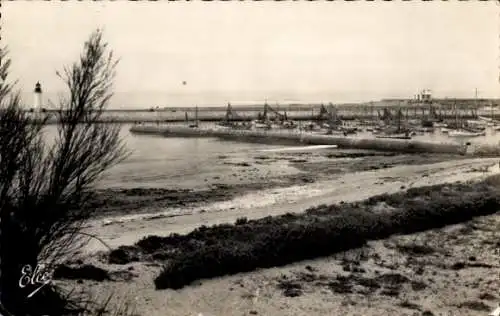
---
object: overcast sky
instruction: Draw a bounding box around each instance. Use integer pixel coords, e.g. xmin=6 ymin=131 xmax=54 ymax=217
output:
xmin=3 ymin=1 xmax=498 ymax=108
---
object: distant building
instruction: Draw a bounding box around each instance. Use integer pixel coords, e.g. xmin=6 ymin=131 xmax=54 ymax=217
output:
xmin=410 ymin=89 xmax=432 ymax=103
xmin=419 ymin=89 xmax=432 ymax=103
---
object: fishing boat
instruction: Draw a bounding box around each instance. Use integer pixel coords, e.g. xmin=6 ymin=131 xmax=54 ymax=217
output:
xmin=188 ymin=106 xmax=199 ymax=128
xmin=375 ymin=132 xmax=412 ymax=140
xmin=444 ymin=99 xmax=486 ymax=137
xmin=340 ymin=127 xmax=358 ymax=135
xmin=281 ymin=120 xmax=296 ymax=129
xmin=251 ymin=120 xmax=270 ymax=129
xmin=231 ymin=122 xmax=253 ymax=130
xmin=433 ymin=122 xmax=448 ymax=128
xmin=216 ymin=103 xmax=241 ymax=128
xmin=478 ymin=102 xmax=500 ymax=128
xmin=466 ymin=120 xmax=488 ymax=130
xmin=415 ymin=127 xmax=434 ymax=133
xmin=216 ymin=121 xmax=233 ymax=128
xmin=325 ymin=129 xmax=348 ymax=136
xmin=478 ymin=116 xmax=497 ymax=126
xmin=215 ymin=122 xmax=233 ymax=129
xmin=447 ymin=129 xmax=486 ymax=137
xmin=373 ymin=106 xmax=413 ymax=139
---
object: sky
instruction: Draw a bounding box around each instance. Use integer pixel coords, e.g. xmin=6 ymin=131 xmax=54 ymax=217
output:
xmin=2 ymin=1 xmax=499 ymax=108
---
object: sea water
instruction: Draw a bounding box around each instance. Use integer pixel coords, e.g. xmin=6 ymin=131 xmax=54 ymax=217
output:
xmin=41 ymin=124 xmax=500 ymax=189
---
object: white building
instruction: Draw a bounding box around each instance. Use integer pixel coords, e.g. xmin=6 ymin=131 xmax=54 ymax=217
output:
xmin=419 ymin=89 xmax=432 ymax=103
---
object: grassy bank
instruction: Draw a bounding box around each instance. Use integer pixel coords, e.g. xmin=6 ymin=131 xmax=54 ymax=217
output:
xmin=107 ymin=175 xmax=500 ymax=290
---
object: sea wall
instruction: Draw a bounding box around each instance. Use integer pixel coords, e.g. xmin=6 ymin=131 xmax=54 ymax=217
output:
xmin=27 ymin=107 xmax=500 ymax=124
xmin=129 ymin=125 xmax=471 ymax=155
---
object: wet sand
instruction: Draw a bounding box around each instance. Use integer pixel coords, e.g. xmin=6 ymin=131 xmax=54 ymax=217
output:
xmin=89 ymin=150 xmax=467 ymax=219
xmin=83 ymin=151 xmax=481 ymax=252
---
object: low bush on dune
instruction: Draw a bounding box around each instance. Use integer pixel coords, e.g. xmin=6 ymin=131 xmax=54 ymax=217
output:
xmin=129 ymin=180 xmax=500 ymax=290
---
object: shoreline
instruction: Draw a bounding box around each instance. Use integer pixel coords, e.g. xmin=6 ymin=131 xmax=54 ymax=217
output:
xmin=90 ymin=150 xmax=464 ymax=219
xmin=83 ymin=156 xmax=499 ymax=253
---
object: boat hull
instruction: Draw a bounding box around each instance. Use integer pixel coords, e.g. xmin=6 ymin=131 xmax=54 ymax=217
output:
xmin=375 ymin=135 xmax=412 ymax=140
xmin=447 ymin=130 xmax=486 ymax=137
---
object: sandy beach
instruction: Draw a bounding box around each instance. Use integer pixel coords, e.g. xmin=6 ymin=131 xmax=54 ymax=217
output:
xmin=84 ymin=156 xmax=499 ymax=252
xmin=52 ymin=150 xmax=500 ymax=316
xmin=73 ymin=214 xmax=500 ymax=316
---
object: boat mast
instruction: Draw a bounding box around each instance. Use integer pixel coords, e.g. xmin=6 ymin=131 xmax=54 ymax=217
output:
xmin=474 ymin=88 xmax=478 ymax=119
xmin=397 ymin=103 xmax=401 ymax=132
xmin=492 ymin=101 xmax=495 ymax=121
xmin=475 ymin=87 xmax=478 ymax=109
xmin=227 ymin=102 xmax=232 ymax=124
xmin=263 ymin=101 xmax=268 ymax=123
xmin=195 ymin=105 xmax=198 ymax=125
xmin=370 ymin=102 xmax=374 ymax=121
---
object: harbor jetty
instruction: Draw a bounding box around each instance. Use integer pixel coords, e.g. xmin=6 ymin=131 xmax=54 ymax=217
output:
xmin=30 ymin=108 xmax=500 ymax=125
xmin=129 ymin=124 xmax=479 ymax=155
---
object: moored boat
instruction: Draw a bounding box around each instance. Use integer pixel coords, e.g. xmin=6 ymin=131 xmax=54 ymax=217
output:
xmin=214 ymin=124 xmax=232 ymax=130
xmin=478 ymin=116 xmax=500 ymax=125
xmin=373 ymin=126 xmax=413 ymax=140
xmin=254 ymin=124 xmax=270 ymax=130
xmin=325 ymin=129 xmax=348 ymax=136
xmin=447 ymin=129 xmax=486 ymax=137
xmin=375 ymin=134 xmax=412 ymax=140
xmin=415 ymin=127 xmax=434 ymax=133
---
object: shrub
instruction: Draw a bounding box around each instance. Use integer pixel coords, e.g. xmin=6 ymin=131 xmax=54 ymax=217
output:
xmin=0 ymin=30 xmax=130 ymax=315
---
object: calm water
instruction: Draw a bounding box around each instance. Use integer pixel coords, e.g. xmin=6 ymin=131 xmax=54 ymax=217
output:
xmin=42 ymin=124 xmax=289 ymax=189
xmin=41 ymin=124 xmax=500 ymax=189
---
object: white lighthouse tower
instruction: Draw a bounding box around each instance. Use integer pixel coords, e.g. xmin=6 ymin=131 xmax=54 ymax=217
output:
xmin=33 ymin=81 xmax=42 ymax=111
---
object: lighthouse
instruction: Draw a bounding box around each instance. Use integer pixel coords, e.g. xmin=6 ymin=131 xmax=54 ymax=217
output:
xmin=33 ymin=81 xmax=42 ymax=111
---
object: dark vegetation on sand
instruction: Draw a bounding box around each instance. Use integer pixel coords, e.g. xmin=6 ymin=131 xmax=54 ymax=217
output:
xmin=105 ymin=175 xmax=500 ymax=290
xmin=292 ymin=152 xmax=466 ymax=174
xmin=87 ymin=175 xmax=316 ymax=218
xmin=90 ymin=152 xmax=465 ymax=218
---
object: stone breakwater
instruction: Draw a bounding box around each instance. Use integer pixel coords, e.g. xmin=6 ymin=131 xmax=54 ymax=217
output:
xmin=129 ymin=124 xmax=489 ymax=155
xmin=24 ymin=106 xmax=500 ymax=124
